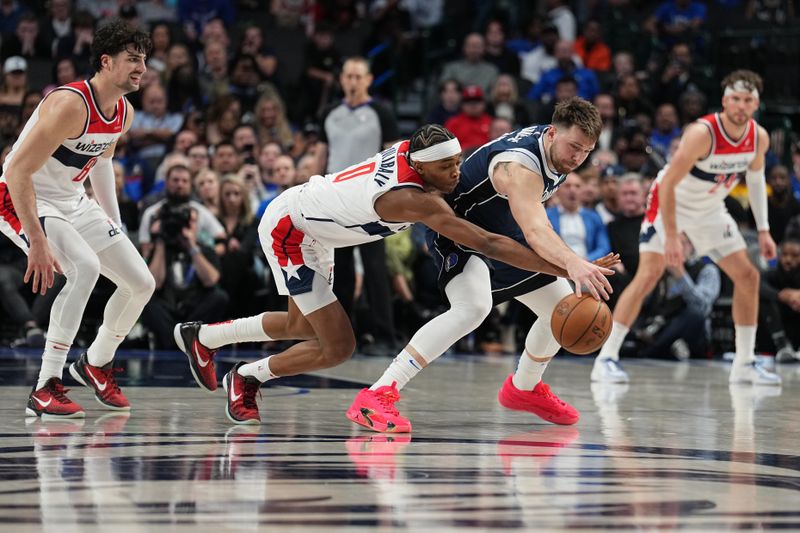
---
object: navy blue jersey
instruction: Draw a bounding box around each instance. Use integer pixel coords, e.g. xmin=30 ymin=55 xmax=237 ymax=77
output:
xmin=446 ymin=125 xmax=567 ymax=242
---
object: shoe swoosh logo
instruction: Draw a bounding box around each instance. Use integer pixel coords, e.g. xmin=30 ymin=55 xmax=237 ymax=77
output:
xmin=88 ymin=370 xmax=107 ymax=391
xmin=34 ymin=396 xmax=52 ymax=407
xmin=230 ymin=379 xmax=242 ymax=402
xmin=193 ymin=340 xmax=210 ymax=367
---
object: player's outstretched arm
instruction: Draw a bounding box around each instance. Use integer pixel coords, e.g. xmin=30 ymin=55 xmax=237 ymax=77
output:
xmin=376 ymin=189 xmax=607 ymax=279
xmin=4 ymin=91 xmax=85 ymax=293
xmin=658 ymin=122 xmax=712 ymax=267
xmin=492 ymin=161 xmax=611 ymax=299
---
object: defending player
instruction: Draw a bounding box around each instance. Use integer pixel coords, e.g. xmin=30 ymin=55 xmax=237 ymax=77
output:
xmin=174 ymin=124 xmax=615 ymax=424
xmin=0 ymin=20 xmax=155 ymax=418
xmin=345 ymin=97 xmax=609 ymax=433
xmin=591 ymin=70 xmax=780 ymax=385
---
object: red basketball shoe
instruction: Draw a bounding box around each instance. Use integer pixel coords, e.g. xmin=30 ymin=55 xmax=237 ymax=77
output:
xmin=346 ymin=383 xmax=411 ymax=433
xmin=174 ymin=322 xmax=218 ymax=392
xmin=26 ymin=378 xmax=85 ymax=419
xmin=222 ymin=363 xmax=262 ymax=425
xmin=69 ymin=352 xmax=130 ymax=410
xmin=497 ymin=375 xmax=580 ymax=425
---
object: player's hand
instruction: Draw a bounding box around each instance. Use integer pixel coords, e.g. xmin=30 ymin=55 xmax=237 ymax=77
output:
xmin=758 ymin=230 xmax=777 ymax=261
xmin=592 ymin=252 xmax=620 ymax=271
xmin=24 ymin=239 xmax=63 ymax=295
xmin=664 ymin=234 xmax=684 ymax=269
xmin=565 ymin=256 xmax=613 ymax=301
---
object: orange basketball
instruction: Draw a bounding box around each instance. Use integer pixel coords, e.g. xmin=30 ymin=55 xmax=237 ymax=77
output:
xmin=551 ymin=293 xmax=612 ymax=354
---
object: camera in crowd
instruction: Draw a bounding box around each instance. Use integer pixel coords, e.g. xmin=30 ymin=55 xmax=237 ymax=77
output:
xmin=157 ymin=200 xmax=193 ymax=248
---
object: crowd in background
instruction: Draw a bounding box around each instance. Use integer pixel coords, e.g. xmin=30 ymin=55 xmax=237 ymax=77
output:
xmin=0 ymin=0 xmax=798 ymax=360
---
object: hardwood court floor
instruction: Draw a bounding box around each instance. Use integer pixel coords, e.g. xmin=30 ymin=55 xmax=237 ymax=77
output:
xmin=0 ymin=350 xmax=799 ymax=531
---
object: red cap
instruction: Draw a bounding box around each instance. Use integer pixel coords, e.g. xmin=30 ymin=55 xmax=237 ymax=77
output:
xmin=461 ymin=85 xmax=484 ymax=102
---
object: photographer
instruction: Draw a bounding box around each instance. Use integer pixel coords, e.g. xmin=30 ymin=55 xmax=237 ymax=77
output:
xmin=139 ymin=165 xmax=229 ymax=349
xmin=139 ymin=164 xmax=225 ymax=259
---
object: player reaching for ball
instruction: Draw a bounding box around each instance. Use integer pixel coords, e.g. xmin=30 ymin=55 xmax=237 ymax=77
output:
xmin=174 ymin=124 xmax=614 ymax=425
xmin=346 ymin=97 xmax=612 ymax=432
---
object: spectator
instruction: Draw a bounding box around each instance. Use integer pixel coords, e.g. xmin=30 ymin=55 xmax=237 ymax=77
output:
xmin=606 ymin=173 xmax=647 ymax=302
xmin=54 ymin=10 xmax=95 ymax=75
xmin=488 ymin=74 xmax=530 ymax=127
xmin=644 ymin=0 xmax=707 ymax=49
xmin=445 ymin=85 xmax=492 ymax=150
xmin=205 ymin=95 xmax=241 ymax=145
xmin=520 ymin=23 xmax=560 ymax=85
xmin=529 ymin=40 xmax=600 ymax=104
xmin=0 ymin=238 xmax=45 ymax=348
xmin=0 ymin=0 xmax=29 ymax=35
xmin=232 ymin=123 xmax=259 ymax=158
xmin=253 ymin=89 xmax=293 ymax=150
xmin=746 ymin=0 xmax=795 ymax=25
xmin=178 ymin=2 xmax=235 ymax=41
xmin=228 ymin=53 xmax=264 ymax=114
xmin=139 ymin=164 xmax=225 ymax=259
xmin=0 ymin=56 xmax=28 ymax=144
xmin=194 ymin=168 xmax=221 ymax=218
xmin=596 ymin=168 xmax=620 ymax=223
xmin=439 ymin=33 xmax=499 ymax=95
xmin=650 ymin=103 xmax=681 ymax=158
xmin=217 ymin=176 xmax=261 ymax=316
xmin=535 ymin=75 xmax=578 ymax=123
xmin=187 ymin=142 xmax=210 ymax=177
xmin=546 ymin=172 xmax=611 ymax=261
xmin=761 ymin=239 xmax=800 ymax=362
xmin=318 ymin=56 xmax=400 ymax=356
xmin=655 ymin=42 xmax=705 ymax=106
xmin=129 ymin=83 xmax=184 ymax=167
xmin=426 ymin=78 xmax=461 ymax=126
xmin=546 ymin=0 xmax=577 ymax=41
xmin=574 ymin=20 xmax=611 ymax=72
xmin=593 ymin=92 xmax=617 ymax=152
xmin=199 ymin=39 xmax=229 ymax=101
xmin=295 ymin=153 xmax=318 ymax=184
xmin=484 ymin=19 xmax=520 ymax=77
xmin=141 ymin=195 xmax=228 ymax=349
xmin=40 ymin=0 xmax=73 ymax=55
xmin=112 ymin=160 xmax=139 ymax=234
xmin=767 ymin=165 xmax=800 ymax=244
xmin=303 ymin=22 xmax=340 ymax=119
xmin=147 ymin=22 xmax=172 ymax=67
xmin=677 ymin=88 xmax=706 ymax=126
xmin=615 ymin=74 xmax=654 ymax=125
xmin=167 ymin=63 xmax=203 ymax=114
xmin=211 ymin=141 xmax=241 ymax=175
xmin=237 ymin=24 xmax=278 ymax=83
xmin=623 ymin=233 xmax=720 ymax=360
xmin=579 ymin=167 xmax=602 ymax=209
xmin=1 ymin=13 xmax=50 ymax=61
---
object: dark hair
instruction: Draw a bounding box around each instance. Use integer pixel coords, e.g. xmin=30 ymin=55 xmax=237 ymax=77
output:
xmin=552 ymin=96 xmax=603 ymax=141
xmin=90 ymin=19 xmax=152 ymax=73
xmin=408 ymin=124 xmax=457 ymax=155
xmin=720 ymin=69 xmax=763 ymax=95
xmin=166 ymin=164 xmax=191 ymax=179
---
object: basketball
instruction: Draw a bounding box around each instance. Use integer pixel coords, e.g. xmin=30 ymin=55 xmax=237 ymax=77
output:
xmin=551 ymin=293 xmax=612 ymax=354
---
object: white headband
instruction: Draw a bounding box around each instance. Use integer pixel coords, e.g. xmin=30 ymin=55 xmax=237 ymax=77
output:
xmin=724 ymin=80 xmax=759 ymax=99
xmin=409 ymin=137 xmax=462 ymax=162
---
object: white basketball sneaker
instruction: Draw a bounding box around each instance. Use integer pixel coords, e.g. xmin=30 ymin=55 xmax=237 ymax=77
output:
xmin=591 ymin=357 xmax=630 ymax=383
xmin=729 ymin=360 xmax=782 ymax=386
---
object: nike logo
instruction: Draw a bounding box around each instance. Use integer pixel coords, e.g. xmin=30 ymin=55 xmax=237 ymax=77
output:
xmin=408 ymin=359 xmax=420 ymax=370
xmin=88 ymin=369 xmax=107 ymax=391
xmin=193 ymin=340 xmax=210 ymax=367
xmin=34 ymin=396 xmax=52 ymax=407
xmin=229 ymin=379 xmax=242 ymax=402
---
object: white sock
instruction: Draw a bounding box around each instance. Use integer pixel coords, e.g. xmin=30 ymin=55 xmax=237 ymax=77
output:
xmin=87 ymin=325 xmax=124 ymax=367
xmin=237 ymin=355 xmax=278 ymax=383
xmin=37 ymin=340 xmax=70 ymax=389
xmin=198 ymin=314 xmax=272 ymax=349
xmin=598 ymin=322 xmax=629 ymax=361
xmin=512 ymin=351 xmax=549 ymax=390
xmin=371 ymin=349 xmax=424 ymax=390
xmin=735 ymin=324 xmax=757 ymax=365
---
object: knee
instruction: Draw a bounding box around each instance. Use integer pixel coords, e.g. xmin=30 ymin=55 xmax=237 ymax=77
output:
xmin=452 ymin=297 xmax=493 ymax=331
xmin=286 ymin=315 xmax=315 ymax=339
xmin=319 ymin=335 xmax=356 ymax=367
xmin=71 ymin=255 xmax=101 ymax=284
xmin=633 ymin=267 xmax=663 ymax=293
xmin=738 ymin=264 xmax=759 ymax=287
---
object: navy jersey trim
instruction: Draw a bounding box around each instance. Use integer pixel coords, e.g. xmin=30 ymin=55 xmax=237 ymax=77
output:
xmin=51 ymin=145 xmax=95 ymax=170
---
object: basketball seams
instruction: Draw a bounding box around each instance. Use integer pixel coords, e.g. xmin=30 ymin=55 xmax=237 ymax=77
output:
xmin=564 ymin=297 xmax=600 ymax=349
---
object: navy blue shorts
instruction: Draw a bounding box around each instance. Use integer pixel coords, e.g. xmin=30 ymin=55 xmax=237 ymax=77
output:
xmin=426 ymin=229 xmax=557 ymax=305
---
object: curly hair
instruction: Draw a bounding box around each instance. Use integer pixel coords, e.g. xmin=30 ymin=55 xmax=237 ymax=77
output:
xmin=408 ymin=124 xmax=456 ymax=154
xmin=552 ymin=96 xmax=603 ymax=142
xmin=721 ymin=69 xmax=763 ymax=94
xmin=91 ymin=19 xmax=152 ymax=72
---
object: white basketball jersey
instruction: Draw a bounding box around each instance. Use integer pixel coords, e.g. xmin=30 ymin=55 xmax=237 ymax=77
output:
xmin=1 ymin=80 xmax=126 ymax=227
xmin=288 ymin=140 xmax=424 ymax=247
xmin=655 ymin=112 xmax=758 ymax=220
